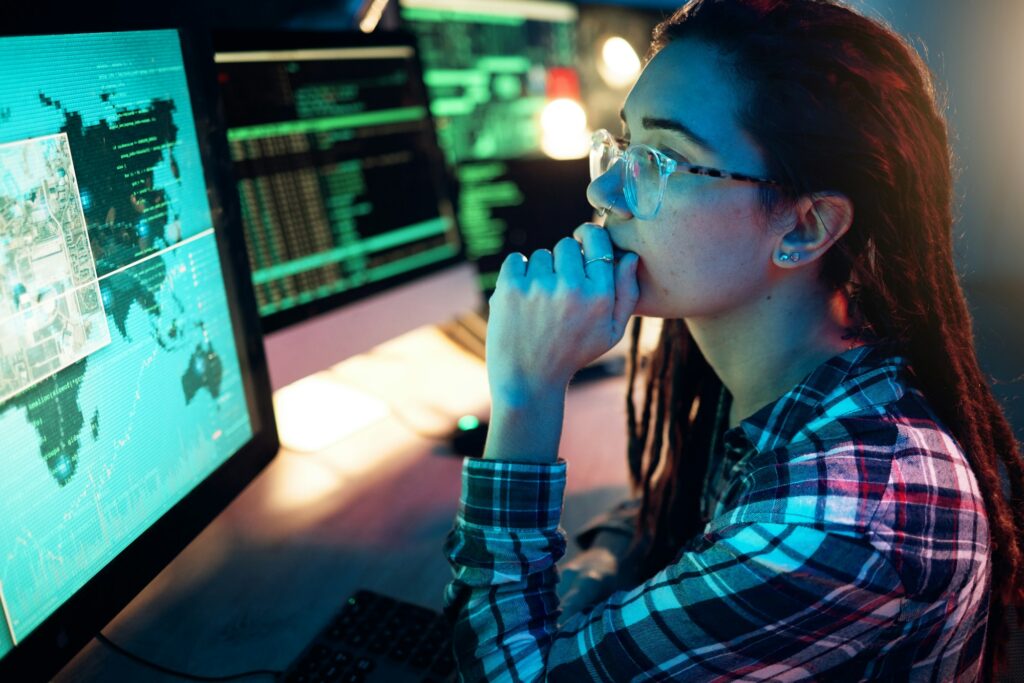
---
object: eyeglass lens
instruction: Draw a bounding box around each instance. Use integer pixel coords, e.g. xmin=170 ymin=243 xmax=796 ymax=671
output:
xmin=630 ymin=147 xmax=665 ymax=219
xmin=590 ymin=134 xmax=665 ymax=219
xmin=589 ymin=134 xmax=618 ymax=182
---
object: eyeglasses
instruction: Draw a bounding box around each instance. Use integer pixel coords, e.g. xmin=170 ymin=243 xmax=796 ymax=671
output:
xmin=589 ymin=128 xmax=788 ymax=220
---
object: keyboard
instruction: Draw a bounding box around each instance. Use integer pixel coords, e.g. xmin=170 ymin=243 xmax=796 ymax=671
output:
xmin=283 ymin=589 xmax=457 ymax=683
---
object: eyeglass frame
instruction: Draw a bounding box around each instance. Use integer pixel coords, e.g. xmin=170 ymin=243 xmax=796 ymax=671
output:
xmin=589 ymin=128 xmax=791 ymax=219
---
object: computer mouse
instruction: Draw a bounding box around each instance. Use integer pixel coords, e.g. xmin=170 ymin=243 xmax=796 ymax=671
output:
xmin=448 ymin=419 xmax=489 ymax=457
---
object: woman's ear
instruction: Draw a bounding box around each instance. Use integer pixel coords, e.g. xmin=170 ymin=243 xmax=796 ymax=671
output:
xmin=772 ymin=192 xmax=854 ymax=268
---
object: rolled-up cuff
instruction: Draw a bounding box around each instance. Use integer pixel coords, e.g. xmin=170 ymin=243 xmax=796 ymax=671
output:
xmin=458 ymin=456 xmax=567 ymax=531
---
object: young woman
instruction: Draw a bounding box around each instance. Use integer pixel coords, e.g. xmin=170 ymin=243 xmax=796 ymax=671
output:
xmin=443 ymin=0 xmax=1024 ymax=680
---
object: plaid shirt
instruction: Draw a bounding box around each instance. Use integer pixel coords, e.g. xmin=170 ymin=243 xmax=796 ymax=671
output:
xmin=443 ymin=343 xmax=990 ymax=681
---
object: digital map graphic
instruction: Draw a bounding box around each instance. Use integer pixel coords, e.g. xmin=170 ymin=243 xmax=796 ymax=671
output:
xmin=0 ymin=30 xmax=252 ymax=659
xmin=0 ymin=134 xmax=110 ymax=404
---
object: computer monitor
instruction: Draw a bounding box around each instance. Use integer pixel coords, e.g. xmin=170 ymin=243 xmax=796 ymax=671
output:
xmin=0 ymin=27 xmax=278 ymax=681
xmin=398 ymin=0 xmax=579 ymax=164
xmin=459 ymin=157 xmax=592 ymax=292
xmin=398 ymin=0 xmax=590 ymax=296
xmin=212 ymin=32 xmax=480 ymax=408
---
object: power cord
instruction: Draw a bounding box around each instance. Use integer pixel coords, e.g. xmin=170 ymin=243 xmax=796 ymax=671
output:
xmin=97 ymin=632 xmax=282 ymax=682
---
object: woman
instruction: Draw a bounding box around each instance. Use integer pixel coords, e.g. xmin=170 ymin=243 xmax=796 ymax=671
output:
xmin=443 ymin=0 xmax=1024 ymax=680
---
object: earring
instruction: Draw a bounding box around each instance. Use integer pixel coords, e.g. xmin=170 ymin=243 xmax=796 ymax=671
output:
xmin=780 ymin=252 xmax=800 ymax=263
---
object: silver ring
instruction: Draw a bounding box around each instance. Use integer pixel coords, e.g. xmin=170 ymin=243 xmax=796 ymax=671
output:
xmin=595 ymin=197 xmax=616 ymax=217
xmin=584 ymin=255 xmax=615 ymax=266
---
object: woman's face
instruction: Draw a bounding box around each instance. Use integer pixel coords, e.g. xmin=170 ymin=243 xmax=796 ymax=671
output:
xmin=588 ymin=38 xmax=784 ymax=319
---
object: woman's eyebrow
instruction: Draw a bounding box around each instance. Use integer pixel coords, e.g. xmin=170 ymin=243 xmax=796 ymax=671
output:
xmin=619 ymin=108 xmax=716 ymax=155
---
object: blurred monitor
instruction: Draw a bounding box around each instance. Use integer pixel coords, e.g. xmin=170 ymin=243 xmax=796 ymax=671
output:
xmin=213 ymin=31 xmax=479 ymax=397
xmin=398 ymin=0 xmax=579 ymax=164
xmin=398 ymin=0 xmax=592 ymax=296
xmin=459 ymin=157 xmax=592 ymax=292
xmin=0 ymin=28 xmax=278 ymax=681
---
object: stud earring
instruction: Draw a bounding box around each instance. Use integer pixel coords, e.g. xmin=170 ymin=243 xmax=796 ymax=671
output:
xmin=780 ymin=252 xmax=800 ymax=263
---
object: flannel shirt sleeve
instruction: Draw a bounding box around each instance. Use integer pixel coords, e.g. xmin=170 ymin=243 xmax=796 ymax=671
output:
xmin=443 ymin=456 xmax=906 ymax=682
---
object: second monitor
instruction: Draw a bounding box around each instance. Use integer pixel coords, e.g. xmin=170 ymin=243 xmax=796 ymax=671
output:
xmin=214 ymin=31 xmax=479 ymax=395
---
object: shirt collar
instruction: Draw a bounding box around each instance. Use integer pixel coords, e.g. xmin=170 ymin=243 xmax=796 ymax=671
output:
xmin=725 ymin=342 xmax=909 ymax=454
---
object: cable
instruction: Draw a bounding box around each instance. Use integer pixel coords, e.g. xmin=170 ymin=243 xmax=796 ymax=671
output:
xmin=96 ymin=632 xmax=282 ymax=682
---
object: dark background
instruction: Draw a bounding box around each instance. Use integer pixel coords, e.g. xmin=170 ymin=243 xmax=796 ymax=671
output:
xmin=10 ymin=0 xmax=1022 ymax=441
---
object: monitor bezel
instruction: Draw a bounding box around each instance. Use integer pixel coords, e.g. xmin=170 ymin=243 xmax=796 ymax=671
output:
xmin=0 ymin=27 xmax=280 ymax=682
xmin=212 ymin=29 xmax=468 ymax=335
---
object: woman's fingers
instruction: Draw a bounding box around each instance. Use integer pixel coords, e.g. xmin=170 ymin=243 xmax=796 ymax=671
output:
xmin=573 ymin=223 xmax=615 ymax=289
xmin=611 ymin=253 xmax=641 ymax=338
xmin=526 ymin=248 xmax=555 ymax=283
xmin=552 ymin=236 xmax=585 ymax=281
xmin=488 ymin=224 xmax=638 ymax=389
xmin=499 ymin=251 xmax=527 ymax=282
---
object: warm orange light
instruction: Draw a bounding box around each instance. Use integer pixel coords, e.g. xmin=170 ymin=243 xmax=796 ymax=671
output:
xmin=540 ymin=98 xmax=589 ymax=160
xmin=598 ymin=36 xmax=641 ymax=89
xmin=273 ymin=373 xmax=388 ymax=453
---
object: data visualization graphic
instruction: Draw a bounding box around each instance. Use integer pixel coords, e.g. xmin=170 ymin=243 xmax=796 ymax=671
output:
xmin=0 ymin=133 xmax=111 ymax=403
xmin=0 ymin=31 xmax=252 ymax=657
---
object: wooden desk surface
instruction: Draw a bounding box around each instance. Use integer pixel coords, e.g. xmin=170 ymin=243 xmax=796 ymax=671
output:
xmin=54 ymin=326 xmax=633 ymax=681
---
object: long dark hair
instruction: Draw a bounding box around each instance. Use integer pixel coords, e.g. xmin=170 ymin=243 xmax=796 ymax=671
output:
xmin=623 ymin=0 xmax=1024 ymax=676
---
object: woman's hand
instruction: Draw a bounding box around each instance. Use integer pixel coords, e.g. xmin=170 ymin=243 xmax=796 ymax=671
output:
xmin=485 ymin=224 xmax=641 ymax=404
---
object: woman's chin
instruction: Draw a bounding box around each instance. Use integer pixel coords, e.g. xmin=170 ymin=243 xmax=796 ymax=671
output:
xmin=631 ymin=294 xmax=654 ymax=319
xmin=630 ymin=266 xmax=654 ymax=317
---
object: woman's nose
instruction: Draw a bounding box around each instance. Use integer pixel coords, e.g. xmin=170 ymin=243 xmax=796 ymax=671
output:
xmin=586 ymin=164 xmax=631 ymax=221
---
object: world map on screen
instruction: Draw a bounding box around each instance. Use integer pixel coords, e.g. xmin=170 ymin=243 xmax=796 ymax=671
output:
xmin=0 ymin=30 xmax=252 ymax=657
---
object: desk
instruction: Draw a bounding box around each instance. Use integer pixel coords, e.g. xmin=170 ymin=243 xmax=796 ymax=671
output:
xmin=54 ymin=326 xmax=634 ymax=681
